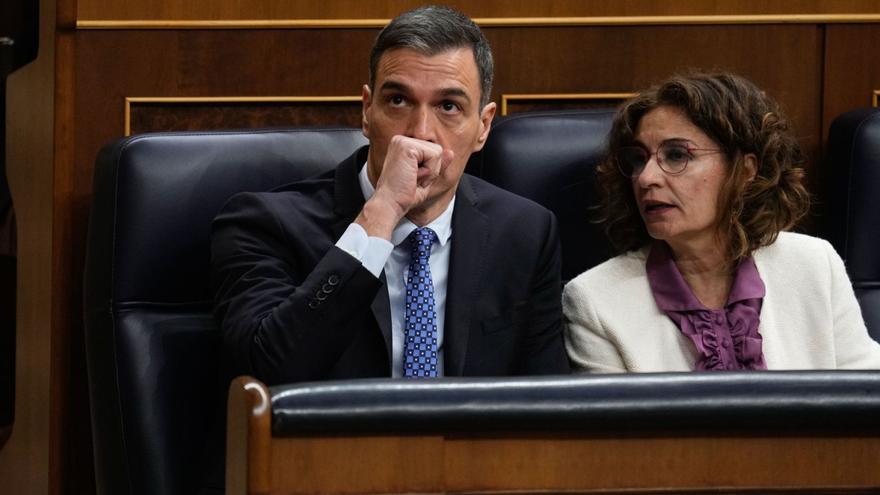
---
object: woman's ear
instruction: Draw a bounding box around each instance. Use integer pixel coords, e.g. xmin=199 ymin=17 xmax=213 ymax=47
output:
xmin=743 ymin=153 xmax=758 ymax=182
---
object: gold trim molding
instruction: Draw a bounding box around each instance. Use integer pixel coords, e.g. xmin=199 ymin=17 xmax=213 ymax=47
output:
xmin=124 ymin=96 xmax=361 ymax=135
xmin=873 ymin=90 xmax=879 ymax=108
xmin=80 ymin=14 xmax=880 ymax=30
xmin=501 ymin=93 xmax=637 ymax=116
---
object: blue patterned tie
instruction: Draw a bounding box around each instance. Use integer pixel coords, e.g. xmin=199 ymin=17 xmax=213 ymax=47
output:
xmin=403 ymin=227 xmax=439 ymax=378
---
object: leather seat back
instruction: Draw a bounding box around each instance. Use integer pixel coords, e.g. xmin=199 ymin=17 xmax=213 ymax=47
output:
xmin=84 ymin=128 xmax=367 ymax=495
xmin=470 ymin=110 xmax=615 ymax=281
xmin=825 ymin=107 xmax=880 ymax=341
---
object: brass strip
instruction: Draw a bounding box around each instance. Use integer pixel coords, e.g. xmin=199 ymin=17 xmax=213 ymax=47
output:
xmin=124 ymin=97 xmax=132 ymax=136
xmin=873 ymin=90 xmax=879 ymax=108
xmin=79 ymin=14 xmax=880 ymax=30
xmin=124 ymin=95 xmax=361 ymax=136
xmin=501 ymin=93 xmax=636 ymax=116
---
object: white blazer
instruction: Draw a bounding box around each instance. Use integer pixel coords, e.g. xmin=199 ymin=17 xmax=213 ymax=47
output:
xmin=563 ymin=232 xmax=880 ymax=372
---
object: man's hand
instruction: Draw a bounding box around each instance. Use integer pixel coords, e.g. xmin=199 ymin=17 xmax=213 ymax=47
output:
xmin=356 ymin=136 xmax=454 ymax=239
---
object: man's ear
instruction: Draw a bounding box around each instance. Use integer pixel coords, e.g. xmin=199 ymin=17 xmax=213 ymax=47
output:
xmin=474 ymin=101 xmax=496 ymax=152
xmin=361 ymin=84 xmax=372 ymax=138
xmin=743 ymin=153 xmax=758 ymax=182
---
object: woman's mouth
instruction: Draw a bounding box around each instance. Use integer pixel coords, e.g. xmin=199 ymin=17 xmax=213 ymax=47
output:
xmin=643 ymin=201 xmax=676 ymax=215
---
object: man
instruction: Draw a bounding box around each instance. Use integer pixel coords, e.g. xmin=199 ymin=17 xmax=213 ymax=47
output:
xmin=212 ymin=5 xmax=569 ymax=385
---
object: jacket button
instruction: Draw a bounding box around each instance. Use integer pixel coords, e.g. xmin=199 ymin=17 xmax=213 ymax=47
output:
xmin=327 ymin=274 xmax=340 ymax=285
xmin=315 ymin=290 xmax=328 ymax=301
xmin=321 ymin=283 xmax=334 ymax=294
xmin=308 ymin=300 xmax=320 ymax=309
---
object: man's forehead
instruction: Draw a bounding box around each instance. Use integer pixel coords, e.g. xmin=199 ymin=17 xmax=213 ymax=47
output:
xmin=375 ymin=47 xmax=477 ymax=76
xmin=374 ymin=47 xmax=479 ymax=95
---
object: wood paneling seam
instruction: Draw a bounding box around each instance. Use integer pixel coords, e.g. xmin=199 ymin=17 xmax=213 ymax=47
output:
xmin=78 ymin=14 xmax=880 ymax=30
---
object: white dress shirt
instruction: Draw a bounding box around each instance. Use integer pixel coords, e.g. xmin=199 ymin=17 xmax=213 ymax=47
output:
xmin=335 ymin=164 xmax=454 ymax=376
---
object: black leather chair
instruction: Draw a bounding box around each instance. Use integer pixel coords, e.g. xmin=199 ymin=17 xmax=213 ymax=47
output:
xmin=83 ymin=110 xmax=616 ymax=495
xmin=83 ymin=128 xmax=368 ymax=495
xmin=825 ymin=107 xmax=880 ymax=341
xmin=468 ymin=110 xmax=615 ymax=280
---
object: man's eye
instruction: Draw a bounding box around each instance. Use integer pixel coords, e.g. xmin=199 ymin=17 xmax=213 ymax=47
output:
xmin=440 ymin=101 xmax=460 ymax=113
xmin=389 ymin=95 xmax=406 ymax=106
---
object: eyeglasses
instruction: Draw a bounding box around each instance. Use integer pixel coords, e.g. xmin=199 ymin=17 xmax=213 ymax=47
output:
xmin=615 ymin=142 xmax=723 ymax=178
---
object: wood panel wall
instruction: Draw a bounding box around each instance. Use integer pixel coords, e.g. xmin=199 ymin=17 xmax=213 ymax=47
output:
xmin=3 ymin=1 xmax=880 ymax=494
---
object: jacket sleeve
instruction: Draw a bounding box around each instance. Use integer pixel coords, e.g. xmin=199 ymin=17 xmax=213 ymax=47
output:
xmin=516 ymin=210 xmax=571 ymax=375
xmin=211 ymin=192 xmax=383 ymax=384
xmin=824 ymin=240 xmax=880 ymax=368
xmin=562 ymin=275 xmax=628 ymax=373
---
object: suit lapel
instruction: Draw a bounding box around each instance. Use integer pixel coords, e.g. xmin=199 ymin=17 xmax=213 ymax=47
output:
xmin=445 ymin=175 xmax=489 ymax=376
xmin=371 ymin=272 xmax=393 ymax=364
xmin=331 ymin=146 xmax=394 ymax=365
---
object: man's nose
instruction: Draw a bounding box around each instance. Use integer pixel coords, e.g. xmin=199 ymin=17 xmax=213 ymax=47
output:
xmin=407 ymin=105 xmax=436 ymax=142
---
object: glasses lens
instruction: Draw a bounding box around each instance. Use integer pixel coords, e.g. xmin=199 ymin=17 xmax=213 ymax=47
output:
xmin=657 ymin=143 xmax=691 ymax=174
xmin=616 ymin=147 xmax=648 ymax=177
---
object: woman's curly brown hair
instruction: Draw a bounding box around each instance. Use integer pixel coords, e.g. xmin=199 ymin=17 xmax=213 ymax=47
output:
xmin=596 ymin=71 xmax=811 ymax=268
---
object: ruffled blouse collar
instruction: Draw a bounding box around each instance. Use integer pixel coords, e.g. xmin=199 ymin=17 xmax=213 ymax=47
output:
xmin=646 ymin=241 xmax=767 ymax=371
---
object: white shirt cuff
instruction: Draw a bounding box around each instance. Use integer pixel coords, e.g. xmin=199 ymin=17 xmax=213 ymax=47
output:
xmin=335 ymin=223 xmax=393 ymax=278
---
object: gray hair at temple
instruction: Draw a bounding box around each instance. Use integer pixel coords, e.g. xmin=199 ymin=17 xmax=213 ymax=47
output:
xmin=369 ymin=5 xmax=494 ymax=108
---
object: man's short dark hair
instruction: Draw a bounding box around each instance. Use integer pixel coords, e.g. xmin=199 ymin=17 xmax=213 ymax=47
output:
xmin=369 ymin=5 xmax=494 ymax=108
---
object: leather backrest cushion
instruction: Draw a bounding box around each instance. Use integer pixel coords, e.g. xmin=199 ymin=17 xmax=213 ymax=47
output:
xmin=95 ymin=128 xmax=368 ymax=305
xmin=472 ymin=110 xmax=615 ymax=280
xmin=826 ymin=108 xmax=880 ymax=282
xmin=825 ymin=108 xmax=880 ymax=341
xmin=856 ymin=289 xmax=880 ymax=342
xmin=115 ymin=309 xmax=218 ymax=493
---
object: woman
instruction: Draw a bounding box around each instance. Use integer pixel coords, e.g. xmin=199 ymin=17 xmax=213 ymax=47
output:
xmin=563 ymin=72 xmax=880 ymax=372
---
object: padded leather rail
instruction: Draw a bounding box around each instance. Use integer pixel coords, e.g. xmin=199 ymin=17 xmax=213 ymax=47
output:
xmin=270 ymin=371 xmax=880 ymax=435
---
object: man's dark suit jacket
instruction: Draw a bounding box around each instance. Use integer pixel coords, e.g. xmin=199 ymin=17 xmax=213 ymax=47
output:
xmin=211 ymin=146 xmax=570 ymax=385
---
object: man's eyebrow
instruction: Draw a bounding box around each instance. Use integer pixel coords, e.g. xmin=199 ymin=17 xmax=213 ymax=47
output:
xmin=378 ymin=80 xmax=410 ymax=93
xmin=378 ymin=81 xmax=472 ymax=104
xmin=439 ymin=87 xmax=471 ymax=103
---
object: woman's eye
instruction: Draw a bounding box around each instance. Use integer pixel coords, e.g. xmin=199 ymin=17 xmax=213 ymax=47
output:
xmin=664 ymin=147 xmax=691 ymax=163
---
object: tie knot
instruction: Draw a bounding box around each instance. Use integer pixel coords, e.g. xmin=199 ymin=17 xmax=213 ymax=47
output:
xmin=408 ymin=227 xmax=437 ymax=261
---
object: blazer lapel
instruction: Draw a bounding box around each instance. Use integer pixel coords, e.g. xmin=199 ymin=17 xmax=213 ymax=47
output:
xmin=444 ymin=175 xmax=489 ymax=376
xmin=331 ymin=146 xmax=394 ymax=365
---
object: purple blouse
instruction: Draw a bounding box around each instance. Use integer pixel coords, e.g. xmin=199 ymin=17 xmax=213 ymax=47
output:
xmin=646 ymin=241 xmax=768 ymax=371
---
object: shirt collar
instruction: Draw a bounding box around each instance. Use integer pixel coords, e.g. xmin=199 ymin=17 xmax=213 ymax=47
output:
xmin=727 ymin=256 xmax=765 ymax=303
xmin=358 ymin=161 xmax=455 ymax=247
xmin=646 ymin=240 xmax=765 ymax=312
